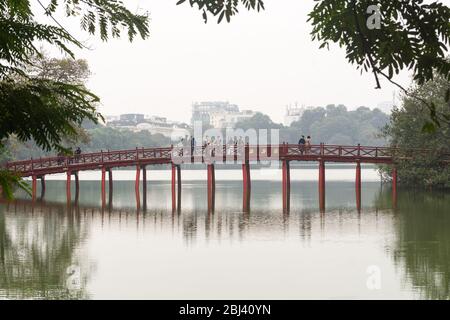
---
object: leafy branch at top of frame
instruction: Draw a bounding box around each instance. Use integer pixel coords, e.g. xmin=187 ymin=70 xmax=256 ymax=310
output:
xmin=177 ymin=0 xmax=450 ymax=130
xmin=0 ymin=0 xmax=150 ymax=78
xmin=307 ymin=0 xmax=450 ymax=130
xmin=176 ymin=0 xmax=265 ymax=23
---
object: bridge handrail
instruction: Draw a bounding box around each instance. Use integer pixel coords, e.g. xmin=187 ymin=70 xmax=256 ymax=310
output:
xmin=5 ymin=144 xmax=450 ymax=172
xmin=284 ymin=143 xmax=450 ymax=156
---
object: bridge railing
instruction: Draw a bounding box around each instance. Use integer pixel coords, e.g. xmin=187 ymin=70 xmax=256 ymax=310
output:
xmin=5 ymin=147 xmax=173 ymax=174
xmin=6 ymin=144 xmax=450 ymax=175
xmin=283 ymin=144 xmax=394 ymax=158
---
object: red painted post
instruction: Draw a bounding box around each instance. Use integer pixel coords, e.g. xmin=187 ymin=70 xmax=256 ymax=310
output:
xmin=256 ymin=144 xmax=260 ymax=163
xmin=171 ymin=163 xmax=176 ymax=212
xmin=242 ymin=160 xmax=251 ymax=212
xmin=356 ymin=161 xmax=361 ymax=212
xmin=108 ymin=169 xmax=113 ymax=207
xmin=207 ymin=164 xmax=211 ymax=209
xmin=282 ymin=160 xmax=290 ymax=212
xmin=207 ymin=164 xmax=215 ymax=212
xmin=318 ymin=160 xmax=325 ymax=212
xmin=245 ymin=143 xmax=249 ymax=163
xmin=392 ymin=167 xmax=398 ymax=208
xmin=141 ymin=166 xmax=146 ymax=211
xmin=142 ymin=166 xmax=147 ymax=197
xmin=101 ymin=167 xmax=106 ymax=207
xmin=66 ymin=171 xmax=71 ymax=202
xmin=282 ymin=162 xmax=286 ymax=210
xmin=244 ymin=162 xmax=252 ymax=191
xmin=40 ymin=176 xmax=46 ymax=199
xmin=108 ymin=169 xmax=113 ymax=194
xmin=74 ymin=171 xmax=79 ymax=203
xmin=177 ymin=165 xmax=181 ymax=210
xmin=135 ymin=165 xmax=141 ymax=210
xmin=242 ymin=163 xmax=247 ymax=188
xmin=32 ymin=175 xmax=37 ymax=201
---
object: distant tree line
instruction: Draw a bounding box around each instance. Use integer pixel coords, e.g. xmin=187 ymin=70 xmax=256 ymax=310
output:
xmin=3 ymin=104 xmax=389 ymax=161
xmin=234 ymin=105 xmax=390 ymax=146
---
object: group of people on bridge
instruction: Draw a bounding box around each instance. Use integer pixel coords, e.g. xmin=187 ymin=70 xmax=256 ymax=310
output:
xmin=175 ymin=135 xmax=249 ymax=158
xmin=298 ymin=135 xmax=312 ymax=154
xmin=53 ymin=134 xmax=315 ymax=163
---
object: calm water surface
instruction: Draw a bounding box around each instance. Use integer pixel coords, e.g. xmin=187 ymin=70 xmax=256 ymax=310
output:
xmin=0 ymin=167 xmax=449 ymax=299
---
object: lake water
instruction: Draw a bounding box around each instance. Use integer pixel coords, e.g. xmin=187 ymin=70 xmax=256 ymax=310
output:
xmin=0 ymin=166 xmax=449 ymax=299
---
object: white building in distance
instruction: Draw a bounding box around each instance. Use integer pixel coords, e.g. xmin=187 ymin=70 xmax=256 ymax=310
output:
xmin=191 ymin=101 xmax=256 ymax=128
xmin=284 ymin=104 xmax=312 ymax=126
xmin=106 ymin=113 xmax=190 ymax=140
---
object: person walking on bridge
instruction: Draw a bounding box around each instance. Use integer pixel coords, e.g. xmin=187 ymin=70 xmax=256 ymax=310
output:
xmin=298 ymin=135 xmax=306 ymax=154
xmin=57 ymin=151 xmax=64 ymax=165
xmin=305 ymin=136 xmax=312 ymax=154
xmin=190 ymin=136 xmax=195 ymax=155
xmin=75 ymin=147 xmax=81 ymax=163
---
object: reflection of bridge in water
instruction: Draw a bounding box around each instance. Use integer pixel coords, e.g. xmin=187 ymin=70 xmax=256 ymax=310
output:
xmin=0 ymin=194 xmax=393 ymax=245
xmin=6 ymin=144 xmax=450 ymax=212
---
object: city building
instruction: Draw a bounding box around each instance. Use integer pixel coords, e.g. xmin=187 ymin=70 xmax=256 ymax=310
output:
xmin=284 ymin=104 xmax=306 ymax=126
xmin=191 ymin=101 xmax=255 ymax=128
xmin=105 ymin=115 xmax=120 ymax=124
xmin=120 ymin=113 xmax=145 ymax=122
xmin=105 ymin=113 xmax=190 ymax=140
xmin=191 ymin=101 xmax=239 ymax=127
xmin=223 ymin=110 xmax=256 ymax=128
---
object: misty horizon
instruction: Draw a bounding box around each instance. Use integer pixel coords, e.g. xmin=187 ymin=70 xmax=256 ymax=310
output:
xmin=36 ymin=0 xmax=407 ymax=124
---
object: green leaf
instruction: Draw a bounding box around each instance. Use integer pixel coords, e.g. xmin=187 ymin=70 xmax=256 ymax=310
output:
xmin=421 ymin=121 xmax=436 ymax=134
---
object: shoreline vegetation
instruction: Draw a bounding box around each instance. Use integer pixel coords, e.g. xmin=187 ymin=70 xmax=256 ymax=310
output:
xmin=379 ymin=74 xmax=450 ymax=190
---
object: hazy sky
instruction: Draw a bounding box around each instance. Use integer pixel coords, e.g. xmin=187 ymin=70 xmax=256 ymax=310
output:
xmin=46 ymin=0 xmax=412 ymax=123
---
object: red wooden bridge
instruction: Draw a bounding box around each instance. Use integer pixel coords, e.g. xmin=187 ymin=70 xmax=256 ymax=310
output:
xmin=5 ymin=143 xmax=449 ymax=212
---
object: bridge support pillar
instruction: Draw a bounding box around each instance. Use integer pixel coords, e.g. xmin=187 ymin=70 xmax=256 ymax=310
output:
xmin=207 ymin=164 xmax=215 ymax=213
xmin=356 ymin=162 xmax=361 ymax=212
xmin=135 ymin=165 xmax=141 ymax=210
xmin=66 ymin=171 xmax=71 ymax=202
xmin=31 ymin=175 xmax=37 ymax=201
xmin=392 ymin=167 xmax=397 ymax=208
xmin=282 ymin=160 xmax=290 ymax=212
xmin=40 ymin=176 xmax=46 ymax=199
xmin=177 ymin=165 xmax=181 ymax=211
xmin=142 ymin=166 xmax=146 ymax=211
xmin=101 ymin=167 xmax=106 ymax=207
xmin=318 ymin=160 xmax=325 ymax=213
xmin=242 ymin=162 xmax=251 ymax=212
xmin=108 ymin=169 xmax=113 ymax=208
xmin=74 ymin=172 xmax=79 ymax=203
xmin=171 ymin=164 xmax=177 ymax=212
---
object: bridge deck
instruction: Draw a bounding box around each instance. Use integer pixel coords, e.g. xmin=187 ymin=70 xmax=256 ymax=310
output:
xmin=5 ymin=143 xmax=449 ymax=177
